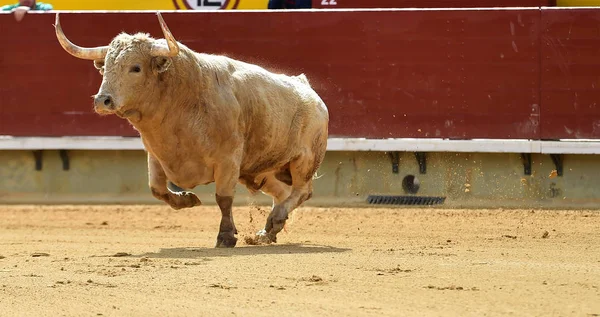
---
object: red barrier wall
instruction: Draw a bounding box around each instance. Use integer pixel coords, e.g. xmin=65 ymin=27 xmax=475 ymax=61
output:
xmin=312 ymin=0 xmax=555 ymax=9
xmin=0 ymin=9 xmax=599 ymax=140
xmin=541 ymin=8 xmax=600 ymax=139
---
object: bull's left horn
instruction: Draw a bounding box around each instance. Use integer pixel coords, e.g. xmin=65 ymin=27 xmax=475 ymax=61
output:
xmin=150 ymin=12 xmax=180 ymax=57
xmin=54 ymin=13 xmax=109 ymax=61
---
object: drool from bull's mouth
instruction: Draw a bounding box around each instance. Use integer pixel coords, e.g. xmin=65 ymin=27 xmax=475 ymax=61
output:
xmin=54 ymin=11 xmax=329 ymax=248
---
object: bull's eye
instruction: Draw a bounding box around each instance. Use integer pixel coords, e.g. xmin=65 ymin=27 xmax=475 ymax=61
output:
xmin=130 ymin=65 xmax=141 ymax=73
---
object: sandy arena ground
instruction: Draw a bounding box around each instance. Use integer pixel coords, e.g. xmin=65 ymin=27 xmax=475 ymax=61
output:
xmin=0 ymin=204 xmax=598 ymax=316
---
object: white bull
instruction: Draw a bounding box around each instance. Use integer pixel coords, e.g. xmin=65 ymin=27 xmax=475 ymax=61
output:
xmin=54 ymin=12 xmax=329 ymax=247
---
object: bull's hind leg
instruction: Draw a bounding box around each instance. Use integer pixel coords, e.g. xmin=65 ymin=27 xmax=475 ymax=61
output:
xmin=259 ymin=172 xmax=293 ymax=205
xmin=148 ymin=153 xmax=201 ymax=210
xmin=254 ymin=173 xmax=291 ymax=242
xmin=257 ymin=152 xmax=317 ymax=243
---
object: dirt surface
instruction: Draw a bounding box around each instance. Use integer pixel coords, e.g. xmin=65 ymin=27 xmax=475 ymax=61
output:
xmin=0 ymin=205 xmax=599 ymax=316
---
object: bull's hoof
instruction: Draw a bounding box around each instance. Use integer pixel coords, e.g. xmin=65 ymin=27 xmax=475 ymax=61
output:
xmin=215 ymin=232 xmax=238 ymax=248
xmin=169 ymin=191 xmax=202 ymax=210
xmin=262 ymin=217 xmax=286 ymax=243
xmin=255 ymin=229 xmax=277 ymax=244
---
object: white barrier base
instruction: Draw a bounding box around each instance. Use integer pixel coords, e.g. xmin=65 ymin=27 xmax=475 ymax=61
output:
xmin=1 ymin=136 xmax=599 ymax=154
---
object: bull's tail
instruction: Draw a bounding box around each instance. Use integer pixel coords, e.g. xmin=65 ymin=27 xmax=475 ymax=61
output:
xmin=294 ymin=73 xmax=311 ymax=87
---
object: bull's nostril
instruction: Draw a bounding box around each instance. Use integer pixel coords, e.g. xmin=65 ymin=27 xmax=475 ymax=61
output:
xmin=104 ymin=97 xmax=111 ymax=106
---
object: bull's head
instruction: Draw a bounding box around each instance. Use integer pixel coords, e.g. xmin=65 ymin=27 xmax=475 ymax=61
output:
xmin=55 ymin=12 xmax=179 ymax=118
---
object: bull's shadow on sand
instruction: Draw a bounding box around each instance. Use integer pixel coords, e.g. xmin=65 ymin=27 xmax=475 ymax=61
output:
xmin=133 ymin=244 xmax=350 ymax=259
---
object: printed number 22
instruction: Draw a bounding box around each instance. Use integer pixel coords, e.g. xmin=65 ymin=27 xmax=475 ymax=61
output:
xmin=321 ymin=0 xmax=337 ymax=5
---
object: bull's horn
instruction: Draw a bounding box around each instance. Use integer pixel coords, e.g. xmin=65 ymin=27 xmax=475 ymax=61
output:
xmin=54 ymin=13 xmax=109 ymax=61
xmin=150 ymin=12 xmax=180 ymax=57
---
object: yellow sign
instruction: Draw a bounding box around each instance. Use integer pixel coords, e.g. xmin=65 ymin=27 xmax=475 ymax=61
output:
xmin=0 ymin=0 xmax=269 ymax=10
xmin=556 ymin=0 xmax=600 ymax=5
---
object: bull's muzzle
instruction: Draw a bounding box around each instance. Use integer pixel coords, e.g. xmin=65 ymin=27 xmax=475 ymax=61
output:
xmin=93 ymin=94 xmax=114 ymax=113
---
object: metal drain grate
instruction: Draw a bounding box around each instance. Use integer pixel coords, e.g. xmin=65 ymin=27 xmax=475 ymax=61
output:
xmin=366 ymin=195 xmax=446 ymax=206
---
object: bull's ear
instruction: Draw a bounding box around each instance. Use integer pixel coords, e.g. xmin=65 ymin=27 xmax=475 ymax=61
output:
xmin=152 ymin=56 xmax=172 ymax=74
xmin=93 ymin=60 xmax=105 ymax=75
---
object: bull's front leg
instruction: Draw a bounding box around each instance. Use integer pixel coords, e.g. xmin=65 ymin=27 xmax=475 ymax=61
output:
xmin=148 ymin=153 xmax=201 ymax=210
xmin=214 ymin=159 xmax=240 ymax=248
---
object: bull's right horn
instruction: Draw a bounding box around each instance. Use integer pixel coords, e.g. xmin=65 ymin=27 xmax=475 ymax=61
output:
xmin=54 ymin=13 xmax=109 ymax=61
xmin=150 ymin=12 xmax=180 ymax=57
